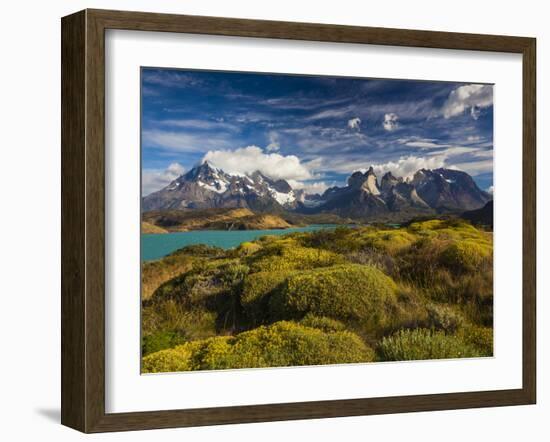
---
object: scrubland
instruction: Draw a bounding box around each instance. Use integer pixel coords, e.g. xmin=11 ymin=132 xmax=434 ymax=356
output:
xmin=141 ymin=219 xmax=493 ymax=372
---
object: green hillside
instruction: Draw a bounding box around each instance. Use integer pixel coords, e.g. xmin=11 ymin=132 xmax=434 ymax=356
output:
xmin=141 ymin=219 xmax=493 ymax=371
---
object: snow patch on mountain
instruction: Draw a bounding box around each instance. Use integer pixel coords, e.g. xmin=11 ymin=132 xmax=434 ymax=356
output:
xmin=270 ymin=189 xmax=296 ymax=205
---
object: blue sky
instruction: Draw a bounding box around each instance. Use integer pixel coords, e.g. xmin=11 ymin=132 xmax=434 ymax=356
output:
xmin=141 ymin=68 xmax=493 ymax=196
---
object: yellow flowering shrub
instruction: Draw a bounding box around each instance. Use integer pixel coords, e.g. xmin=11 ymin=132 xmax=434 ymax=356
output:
xmin=142 ymin=321 xmax=374 ymax=372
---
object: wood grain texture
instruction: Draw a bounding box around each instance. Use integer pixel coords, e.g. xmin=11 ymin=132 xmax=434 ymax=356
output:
xmin=61 ymin=10 xmax=86 ymax=431
xmin=61 ymin=8 xmax=537 ymax=433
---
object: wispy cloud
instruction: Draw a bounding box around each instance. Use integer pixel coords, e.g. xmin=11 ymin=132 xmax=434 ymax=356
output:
xmin=142 ymin=129 xmax=233 ymax=152
xmin=305 ymin=105 xmax=356 ymax=121
xmin=142 ymin=70 xmax=204 ymax=89
xmin=141 ymin=68 xmax=493 ymax=189
xmin=142 ymin=162 xmax=185 ymax=196
xmin=266 ymin=131 xmax=280 ymax=152
xmin=154 ymin=119 xmax=240 ymax=132
xmin=261 ymin=96 xmax=351 ymax=111
xmin=448 ymin=159 xmax=493 ymax=175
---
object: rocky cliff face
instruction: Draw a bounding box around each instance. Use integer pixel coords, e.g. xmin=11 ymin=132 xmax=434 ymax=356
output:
xmin=142 ymin=161 xmax=300 ymax=212
xmin=143 ymin=161 xmax=491 ymax=221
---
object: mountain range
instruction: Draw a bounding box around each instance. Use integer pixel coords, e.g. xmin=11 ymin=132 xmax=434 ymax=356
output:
xmin=142 ymin=161 xmax=491 ymax=221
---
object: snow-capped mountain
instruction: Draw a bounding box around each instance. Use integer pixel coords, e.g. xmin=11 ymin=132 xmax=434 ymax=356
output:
xmin=142 ymin=161 xmax=302 ymax=212
xmin=142 ymin=161 xmax=491 ymax=220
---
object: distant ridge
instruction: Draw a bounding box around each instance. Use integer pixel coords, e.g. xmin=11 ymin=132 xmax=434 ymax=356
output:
xmin=142 ymin=161 xmax=491 ymax=221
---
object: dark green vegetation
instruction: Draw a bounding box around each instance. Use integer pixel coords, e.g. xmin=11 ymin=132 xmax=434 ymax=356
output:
xmin=142 ymin=219 xmax=493 ymax=372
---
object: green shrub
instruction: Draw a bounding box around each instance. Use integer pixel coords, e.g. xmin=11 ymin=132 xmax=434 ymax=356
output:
xmin=142 ymin=342 xmax=200 ymax=373
xmin=241 ymin=270 xmax=296 ymax=325
xmin=145 ymin=259 xmax=251 ymax=336
xmin=170 ymin=244 xmax=225 ymax=258
xmin=377 ymin=328 xmax=482 ymax=361
xmin=141 ymin=300 xmax=218 ymax=341
xmin=427 ymin=304 xmax=465 ymax=333
xmin=218 ymin=262 xmax=249 ymax=286
xmin=142 ymin=330 xmax=187 ymax=356
xmin=299 ymin=226 xmax=363 ymax=254
xmin=299 ymin=314 xmax=346 ymax=332
xmin=408 ymin=219 xmax=446 ymax=232
xmin=440 ymin=240 xmax=492 ymax=272
xmin=270 ymin=264 xmax=398 ymax=330
xmin=386 ymin=285 xmax=430 ymax=332
xmin=150 ymin=259 xmax=245 ymax=307
xmin=248 ymin=242 xmax=343 ymax=272
xmin=459 ymin=325 xmax=493 ymax=356
xmin=235 ymin=241 xmax=262 ymax=256
xmin=359 ymin=230 xmax=417 ymax=254
xmin=142 ymin=321 xmax=374 ymax=372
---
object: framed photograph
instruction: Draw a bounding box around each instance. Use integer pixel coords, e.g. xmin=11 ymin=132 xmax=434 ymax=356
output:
xmin=61 ymin=9 xmax=536 ymax=433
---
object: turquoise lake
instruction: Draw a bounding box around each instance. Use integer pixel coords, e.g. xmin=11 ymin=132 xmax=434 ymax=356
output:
xmin=141 ymin=224 xmax=338 ymax=261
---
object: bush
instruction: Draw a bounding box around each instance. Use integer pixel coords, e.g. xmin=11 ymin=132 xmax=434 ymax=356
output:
xmin=377 ymin=328 xmax=482 ymax=361
xmin=145 ymin=259 xmax=251 ymax=336
xmin=235 ymin=241 xmax=262 ymax=256
xmin=248 ymin=242 xmax=343 ymax=272
xmin=142 ymin=342 xmax=199 ymax=373
xmin=142 ymin=330 xmax=187 ymax=356
xmin=299 ymin=314 xmax=346 ymax=332
xmin=459 ymin=325 xmax=493 ymax=356
xmin=427 ymin=304 xmax=465 ymax=333
xmin=141 ymin=254 xmax=195 ymax=300
xmin=241 ymin=270 xmax=296 ymax=325
xmin=440 ymin=240 xmax=492 ymax=272
xmin=141 ymin=300 xmax=218 ymax=341
xmin=359 ymin=230 xmax=417 ymax=254
xmin=270 ymin=264 xmax=398 ymax=330
xmin=299 ymin=226 xmax=363 ymax=254
xmin=150 ymin=259 xmax=245 ymax=307
xmin=142 ymin=321 xmax=374 ymax=372
xmin=170 ymin=244 xmax=225 ymax=258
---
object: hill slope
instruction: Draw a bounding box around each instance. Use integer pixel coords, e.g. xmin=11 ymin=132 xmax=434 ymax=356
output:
xmin=143 ymin=207 xmax=292 ymax=232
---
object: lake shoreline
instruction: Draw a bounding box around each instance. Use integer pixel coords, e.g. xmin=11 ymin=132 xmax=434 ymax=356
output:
xmin=141 ymin=224 xmax=340 ymax=262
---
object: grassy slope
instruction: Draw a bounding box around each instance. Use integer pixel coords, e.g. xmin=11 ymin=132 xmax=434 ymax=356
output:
xmin=143 ymin=208 xmax=292 ymax=231
xmin=142 ymin=221 xmax=168 ymax=234
xmin=141 ymin=219 xmax=493 ymax=370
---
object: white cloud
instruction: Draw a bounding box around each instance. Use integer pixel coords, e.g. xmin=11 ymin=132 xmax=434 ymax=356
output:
xmin=143 ymin=71 xmax=202 ymax=89
xmin=442 ymin=84 xmax=493 ymax=119
xmin=203 ymin=145 xmax=312 ymax=181
xmin=429 ymin=146 xmax=479 ymax=156
xmin=487 ymin=185 xmax=494 ymax=194
xmin=142 ymin=162 xmax=185 ymax=196
xmin=405 ymin=141 xmax=448 ymax=149
xmin=142 ymin=129 xmax=232 ymax=152
xmin=157 ymin=119 xmax=239 ymax=132
xmin=266 ymin=132 xmax=280 ymax=151
xmin=448 ymin=159 xmax=493 ymax=175
xmin=372 ymin=155 xmax=447 ymax=178
xmin=347 ymin=117 xmax=362 ymax=131
xmin=470 ymin=106 xmax=481 ymax=120
xmin=383 ymin=113 xmax=399 ymax=131
xmin=306 ymin=105 xmax=354 ymax=121
xmin=288 ymin=180 xmax=331 ymax=195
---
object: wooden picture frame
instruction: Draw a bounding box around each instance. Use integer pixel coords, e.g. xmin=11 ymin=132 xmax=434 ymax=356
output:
xmin=61 ymin=8 xmax=536 ymax=433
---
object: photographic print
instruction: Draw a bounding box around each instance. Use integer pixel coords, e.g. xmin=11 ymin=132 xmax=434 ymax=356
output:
xmin=140 ymin=68 xmax=494 ymax=373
